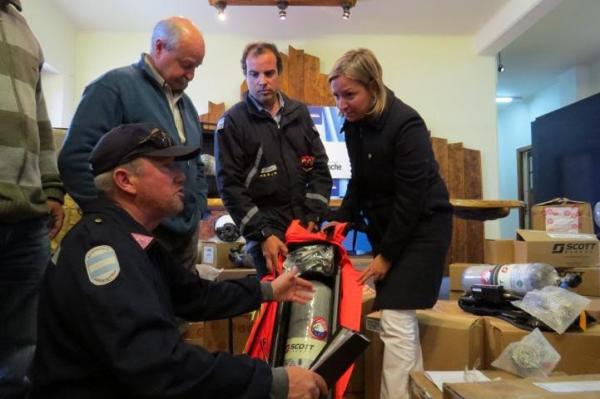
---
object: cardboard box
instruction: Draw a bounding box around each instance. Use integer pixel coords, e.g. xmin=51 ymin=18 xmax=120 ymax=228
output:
xmin=183 ymin=313 xmax=253 ymax=355
xmin=199 ymin=241 xmax=242 ymax=269
xmin=531 ymin=198 xmax=594 ymax=234
xmin=587 ymin=297 xmax=600 ymax=320
xmin=559 ymin=267 xmax=600 ymax=297
xmin=346 ymin=286 xmax=377 ymax=396
xmin=556 ymin=267 xmax=600 ymax=297
xmin=483 ymin=316 xmax=600 ymax=375
xmin=444 ymin=373 xmax=600 ymax=399
xmin=484 ymin=239 xmax=515 ymax=264
xmin=364 ymin=312 xmax=384 ymax=399
xmin=418 ymin=301 xmax=485 ymax=370
xmin=409 ymin=370 xmax=517 ymax=399
xmin=514 ymin=229 xmax=599 ymax=268
xmin=232 ymin=313 xmax=253 ymax=355
xmin=183 ymin=319 xmax=229 ymax=352
xmin=364 ymin=301 xmax=485 ymax=399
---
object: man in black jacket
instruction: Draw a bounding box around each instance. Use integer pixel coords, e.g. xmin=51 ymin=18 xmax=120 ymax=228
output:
xmin=215 ymin=42 xmax=332 ymax=277
xmin=31 ymin=123 xmax=327 ymax=399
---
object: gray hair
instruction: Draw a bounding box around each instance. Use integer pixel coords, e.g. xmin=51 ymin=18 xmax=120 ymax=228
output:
xmin=93 ymin=159 xmax=143 ymax=197
xmin=150 ymin=18 xmax=183 ymax=54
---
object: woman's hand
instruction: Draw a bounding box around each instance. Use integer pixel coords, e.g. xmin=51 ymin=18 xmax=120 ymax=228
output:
xmin=357 ymin=254 xmax=391 ymax=285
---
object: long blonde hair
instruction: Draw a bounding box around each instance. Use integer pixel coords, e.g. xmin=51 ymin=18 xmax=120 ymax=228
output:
xmin=328 ymin=48 xmax=387 ymax=118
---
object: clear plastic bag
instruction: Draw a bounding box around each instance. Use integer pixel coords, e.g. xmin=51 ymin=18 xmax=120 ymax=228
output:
xmin=194 ymin=264 xmax=223 ymax=281
xmin=491 ymin=328 xmax=561 ymax=377
xmin=283 ymin=245 xmax=335 ymax=275
xmin=512 ymin=286 xmax=590 ymax=334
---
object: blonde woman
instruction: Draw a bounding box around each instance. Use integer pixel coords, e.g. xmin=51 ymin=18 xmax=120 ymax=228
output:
xmin=329 ymin=49 xmax=453 ymax=399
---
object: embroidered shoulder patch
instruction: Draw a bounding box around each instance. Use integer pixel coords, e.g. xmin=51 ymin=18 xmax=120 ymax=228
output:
xmin=216 ymin=117 xmax=225 ymax=131
xmin=85 ymin=245 xmax=120 ymax=286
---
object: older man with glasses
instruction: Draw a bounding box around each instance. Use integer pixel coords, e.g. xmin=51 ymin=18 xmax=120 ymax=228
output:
xmin=31 ymin=123 xmax=328 ymax=399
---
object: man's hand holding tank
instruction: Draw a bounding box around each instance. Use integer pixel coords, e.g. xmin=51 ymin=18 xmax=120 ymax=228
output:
xmin=271 ymin=266 xmax=315 ymax=303
xmin=285 ymin=366 xmax=328 ymax=399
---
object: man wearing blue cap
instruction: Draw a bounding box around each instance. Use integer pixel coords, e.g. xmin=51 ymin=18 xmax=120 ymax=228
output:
xmin=31 ymin=123 xmax=327 ymax=399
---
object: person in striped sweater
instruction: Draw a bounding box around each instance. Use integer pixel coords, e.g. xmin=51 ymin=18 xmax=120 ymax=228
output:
xmin=0 ymin=1 xmax=64 ymax=397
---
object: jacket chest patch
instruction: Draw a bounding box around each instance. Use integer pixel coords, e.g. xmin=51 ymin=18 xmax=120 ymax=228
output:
xmin=300 ymin=155 xmax=315 ymax=171
xmin=259 ymin=164 xmax=278 ymax=178
xmin=85 ymin=245 xmax=120 ymax=286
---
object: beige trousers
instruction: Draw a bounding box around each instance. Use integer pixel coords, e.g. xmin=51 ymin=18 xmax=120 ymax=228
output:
xmin=380 ymin=309 xmax=424 ymax=399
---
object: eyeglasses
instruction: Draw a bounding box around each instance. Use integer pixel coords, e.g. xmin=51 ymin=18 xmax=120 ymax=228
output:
xmin=135 ymin=128 xmax=173 ymax=149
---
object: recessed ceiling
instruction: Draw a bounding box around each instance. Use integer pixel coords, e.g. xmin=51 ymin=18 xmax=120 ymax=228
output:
xmin=47 ymin=0 xmax=600 ymax=101
xmin=50 ymin=0 xmax=508 ymax=36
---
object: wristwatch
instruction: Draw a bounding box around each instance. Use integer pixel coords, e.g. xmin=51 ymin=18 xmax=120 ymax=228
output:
xmin=260 ymin=227 xmax=275 ymax=240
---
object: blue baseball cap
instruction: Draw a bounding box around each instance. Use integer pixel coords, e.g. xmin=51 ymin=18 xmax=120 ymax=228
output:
xmin=89 ymin=123 xmax=200 ymax=176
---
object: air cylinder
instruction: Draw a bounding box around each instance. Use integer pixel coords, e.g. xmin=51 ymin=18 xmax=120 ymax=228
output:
xmin=283 ymin=280 xmax=332 ymax=368
xmin=461 ymin=263 xmax=560 ymax=296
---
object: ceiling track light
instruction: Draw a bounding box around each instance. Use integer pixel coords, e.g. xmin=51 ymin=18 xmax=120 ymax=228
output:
xmin=215 ymin=0 xmax=227 ymax=21
xmin=277 ymin=0 xmax=288 ymax=20
xmin=497 ymin=52 xmax=505 ymax=73
xmin=209 ymin=1 xmax=358 ymax=21
xmin=341 ymin=1 xmax=351 ymax=19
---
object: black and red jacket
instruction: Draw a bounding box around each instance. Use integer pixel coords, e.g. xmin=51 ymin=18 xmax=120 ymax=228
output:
xmin=215 ymin=92 xmax=332 ymax=242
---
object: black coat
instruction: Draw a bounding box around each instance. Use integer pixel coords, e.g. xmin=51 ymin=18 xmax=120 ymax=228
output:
xmin=32 ymin=197 xmax=271 ymax=399
xmin=215 ymin=92 xmax=332 ymax=242
xmin=335 ymin=89 xmax=453 ymax=310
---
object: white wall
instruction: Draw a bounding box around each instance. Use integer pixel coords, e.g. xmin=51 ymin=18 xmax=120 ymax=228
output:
xmin=497 ymin=60 xmax=600 ymax=237
xmin=75 ymin=32 xmax=501 ymax=236
xmin=22 ymin=0 xmax=77 ymax=127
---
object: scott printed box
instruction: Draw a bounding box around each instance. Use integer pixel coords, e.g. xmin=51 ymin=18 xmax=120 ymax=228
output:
xmin=514 ymin=229 xmax=599 ymax=268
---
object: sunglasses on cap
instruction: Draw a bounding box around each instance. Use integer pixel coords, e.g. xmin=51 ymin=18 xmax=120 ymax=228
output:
xmin=135 ymin=128 xmax=174 ymax=149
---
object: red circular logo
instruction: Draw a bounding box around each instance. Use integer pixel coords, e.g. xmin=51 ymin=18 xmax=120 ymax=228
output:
xmin=310 ymin=317 xmax=329 ymax=340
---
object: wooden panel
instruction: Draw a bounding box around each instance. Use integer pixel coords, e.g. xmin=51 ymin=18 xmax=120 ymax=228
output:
xmin=318 ymin=74 xmax=335 ymax=106
xmin=448 ymin=143 xmax=465 ymax=199
xmin=431 ymin=136 xmax=448 ymax=186
xmin=463 ymin=148 xmax=484 ymax=263
xmin=199 ymin=101 xmax=225 ymax=130
xmin=288 ymin=46 xmax=305 ymax=100
xmin=463 ymin=149 xmax=482 ymax=199
xmin=448 ymin=143 xmax=466 ymax=266
xmin=303 ymin=53 xmax=320 ymax=105
xmin=280 ymin=52 xmax=289 ymax=95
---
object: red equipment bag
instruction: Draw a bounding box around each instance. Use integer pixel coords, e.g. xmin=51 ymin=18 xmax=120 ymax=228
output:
xmin=244 ymin=220 xmax=363 ymax=399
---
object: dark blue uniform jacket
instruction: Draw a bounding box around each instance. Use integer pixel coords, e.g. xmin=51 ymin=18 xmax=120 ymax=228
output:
xmin=31 ymin=197 xmax=271 ymax=399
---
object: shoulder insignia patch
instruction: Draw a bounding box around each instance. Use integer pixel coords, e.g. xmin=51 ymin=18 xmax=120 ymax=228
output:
xmin=216 ymin=117 xmax=225 ymax=132
xmin=85 ymin=245 xmax=120 ymax=286
xmin=131 ymin=232 xmax=154 ymax=249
